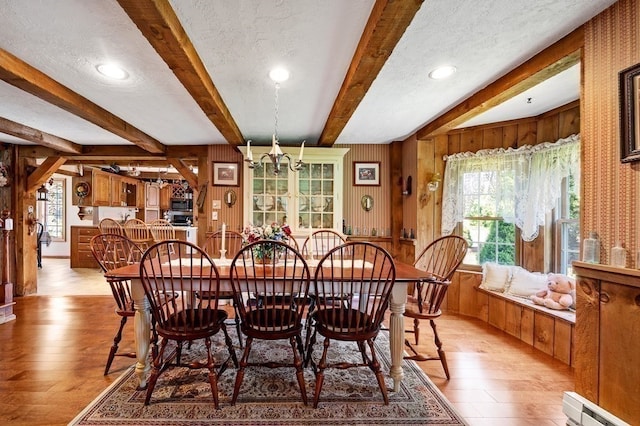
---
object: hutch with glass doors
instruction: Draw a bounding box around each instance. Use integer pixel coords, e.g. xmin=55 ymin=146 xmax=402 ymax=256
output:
xmin=239 ymin=146 xmax=348 ymax=238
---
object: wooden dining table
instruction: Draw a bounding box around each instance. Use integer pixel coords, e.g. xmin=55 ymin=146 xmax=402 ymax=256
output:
xmin=106 ymin=257 xmax=431 ymax=392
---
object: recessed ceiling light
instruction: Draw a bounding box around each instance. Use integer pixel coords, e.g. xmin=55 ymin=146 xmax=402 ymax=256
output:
xmin=96 ymin=63 xmax=129 ymax=80
xmin=429 ymin=65 xmax=456 ymax=80
xmin=269 ymin=67 xmax=290 ymax=83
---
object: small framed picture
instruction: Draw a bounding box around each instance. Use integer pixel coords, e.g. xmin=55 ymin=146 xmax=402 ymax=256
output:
xmin=353 ymin=162 xmax=380 ymax=186
xmin=620 ymin=62 xmax=640 ymax=163
xmin=212 ymin=162 xmax=239 ymax=186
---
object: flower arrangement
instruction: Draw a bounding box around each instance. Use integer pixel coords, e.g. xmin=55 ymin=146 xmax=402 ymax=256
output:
xmin=242 ymin=222 xmax=292 ymax=260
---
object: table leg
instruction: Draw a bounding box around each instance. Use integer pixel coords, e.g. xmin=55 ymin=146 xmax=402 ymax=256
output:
xmin=131 ymin=278 xmax=151 ymax=389
xmin=389 ymin=284 xmax=407 ymax=392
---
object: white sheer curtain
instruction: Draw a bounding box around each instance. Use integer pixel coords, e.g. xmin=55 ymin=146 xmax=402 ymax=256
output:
xmin=441 ymin=134 xmax=580 ymax=242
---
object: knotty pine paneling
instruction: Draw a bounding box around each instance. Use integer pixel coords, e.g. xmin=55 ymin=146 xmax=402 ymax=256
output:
xmin=583 ymin=0 xmax=640 ymax=266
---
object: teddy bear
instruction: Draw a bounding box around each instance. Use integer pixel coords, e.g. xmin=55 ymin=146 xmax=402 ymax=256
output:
xmin=530 ymin=273 xmax=575 ymax=310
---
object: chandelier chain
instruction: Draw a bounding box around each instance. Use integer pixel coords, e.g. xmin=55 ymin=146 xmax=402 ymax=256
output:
xmin=274 ymin=82 xmax=280 ymax=141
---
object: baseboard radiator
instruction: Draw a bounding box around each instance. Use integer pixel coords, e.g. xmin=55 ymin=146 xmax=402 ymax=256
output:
xmin=563 ymin=392 xmax=630 ymax=426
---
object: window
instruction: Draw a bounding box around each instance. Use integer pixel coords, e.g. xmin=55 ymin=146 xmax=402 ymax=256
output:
xmin=460 ymin=170 xmax=516 ymax=265
xmin=442 ymin=134 xmax=580 ymax=268
xmin=46 ymin=179 xmax=65 ymax=241
xmin=554 ymin=173 xmax=580 ymax=275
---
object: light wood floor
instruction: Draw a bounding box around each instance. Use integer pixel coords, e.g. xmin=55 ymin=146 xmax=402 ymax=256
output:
xmin=1 ymin=258 xmax=574 ymax=425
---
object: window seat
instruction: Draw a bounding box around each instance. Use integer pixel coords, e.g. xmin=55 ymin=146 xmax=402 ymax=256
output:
xmin=452 ymin=269 xmax=575 ymax=366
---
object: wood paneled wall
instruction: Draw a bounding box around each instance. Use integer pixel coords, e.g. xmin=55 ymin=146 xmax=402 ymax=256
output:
xmin=336 ymin=144 xmax=391 ymax=237
xmin=208 ymin=144 xmax=394 ymax=243
xmin=206 ymin=145 xmax=245 ymax=237
xmin=414 ymin=101 xmax=580 ymax=271
xmin=583 ymin=0 xmax=640 ymax=267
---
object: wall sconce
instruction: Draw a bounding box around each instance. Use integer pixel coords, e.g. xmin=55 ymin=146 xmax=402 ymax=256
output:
xmin=26 ymin=205 xmax=36 ymax=236
xmin=224 ymin=189 xmax=237 ymax=207
xmin=361 ymin=195 xmax=373 ymax=212
xmin=402 ymin=176 xmax=412 ymax=196
xmin=419 ymin=173 xmax=443 ymax=206
xmin=427 ymin=173 xmax=442 ymax=192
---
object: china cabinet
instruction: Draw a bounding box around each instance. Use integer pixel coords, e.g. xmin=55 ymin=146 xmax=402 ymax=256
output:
xmin=239 ymin=147 xmax=349 ymax=234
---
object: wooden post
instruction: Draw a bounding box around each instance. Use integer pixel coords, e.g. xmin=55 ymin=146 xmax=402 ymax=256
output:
xmin=0 ymin=209 xmax=16 ymax=324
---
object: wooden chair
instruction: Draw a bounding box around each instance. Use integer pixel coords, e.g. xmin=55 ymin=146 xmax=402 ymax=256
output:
xmin=305 ymin=242 xmax=396 ymax=408
xmin=139 ymin=241 xmax=238 ymax=409
xmin=98 ymin=218 xmax=124 ymax=236
xmin=201 ymin=230 xmax=245 ymax=347
xmin=148 ymin=218 xmax=175 ymax=242
xmin=89 ymin=233 xmax=144 ymax=375
xmin=403 ymin=235 xmax=468 ymax=379
xmin=123 ymin=218 xmax=153 ymax=250
xmin=202 ymin=230 xmax=244 ymax=259
xmin=301 ymin=229 xmax=345 ymax=259
xmin=229 ymin=240 xmax=310 ymax=405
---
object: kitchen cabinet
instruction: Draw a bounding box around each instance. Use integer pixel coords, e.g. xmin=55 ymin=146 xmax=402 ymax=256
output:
xmin=110 ymin=175 xmax=122 ymax=206
xmin=136 ymin=181 xmax=145 ymax=208
xmin=70 ymin=226 xmax=100 ymax=268
xmin=573 ymin=261 xmax=640 ymax=424
xmin=175 ymin=227 xmax=198 ymax=245
xmin=160 ymin=185 xmax=171 ymax=210
xmin=146 ymin=183 xmax=160 ymax=208
xmin=91 ymin=171 xmax=111 ymax=206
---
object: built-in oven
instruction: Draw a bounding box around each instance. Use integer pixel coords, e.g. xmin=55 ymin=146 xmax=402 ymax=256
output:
xmin=171 ymin=198 xmax=193 ymax=211
xmin=171 ymin=214 xmax=193 ymax=226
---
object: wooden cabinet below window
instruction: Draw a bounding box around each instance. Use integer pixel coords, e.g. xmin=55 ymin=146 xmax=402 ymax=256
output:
xmin=70 ymin=226 xmax=100 ymax=268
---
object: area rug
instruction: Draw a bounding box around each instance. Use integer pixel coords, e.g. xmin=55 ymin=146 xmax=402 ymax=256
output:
xmin=69 ymin=331 xmax=466 ymax=425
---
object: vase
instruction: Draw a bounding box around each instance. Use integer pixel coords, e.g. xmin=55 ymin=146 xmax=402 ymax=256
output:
xmin=256 ymin=255 xmax=274 ymax=265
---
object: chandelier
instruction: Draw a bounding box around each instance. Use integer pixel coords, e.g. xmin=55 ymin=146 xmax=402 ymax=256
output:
xmin=245 ymin=69 xmax=305 ymax=175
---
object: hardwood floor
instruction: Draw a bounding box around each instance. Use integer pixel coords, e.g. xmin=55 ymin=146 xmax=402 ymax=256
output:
xmin=0 ymin=258 xmax=574 ymax=425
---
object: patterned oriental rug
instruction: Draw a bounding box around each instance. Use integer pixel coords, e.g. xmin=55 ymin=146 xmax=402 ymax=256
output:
xmin=70 ymin=331 xmax=466 ymax=426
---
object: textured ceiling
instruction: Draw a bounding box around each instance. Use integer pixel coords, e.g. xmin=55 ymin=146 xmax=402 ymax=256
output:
xmin=0 ymin=0 xmax=618 ymax=151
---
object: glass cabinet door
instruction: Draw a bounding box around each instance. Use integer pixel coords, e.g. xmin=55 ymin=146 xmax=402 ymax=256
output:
xmin=251 ymin=163 xmax=289 ymax=227
xmin=297 ymin=163 xmax=334 ymax=230
xmin=241 ymin=146 xmax=348 ymax=234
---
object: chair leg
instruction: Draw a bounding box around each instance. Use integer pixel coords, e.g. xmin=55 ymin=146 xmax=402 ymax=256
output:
xmin=220 ymin=323 xmax=239 ymax=371
xmin=304 ymin=319 xmax=317 ymax=369
xmin=366 ymin=338 xmax=389 ymax=405
xmin=290 ymin=336 xmax=308 ymax=405
xmin=104 ymin=316 xmax=128 ymax=375
xmin=144 ymin=339 xmax=169 ymax=405
xmin=232 ymin=300 xmax=243 ymax=349
xmin=430 ymin=319 xmax=450 ymax=380
xmin=231 ymin=336 xmax=253 ymax=405
xmin=313 ymin=337 xmax=330 ymax=408
xmin=204 ymin=337 xmax=220 ymax=410
xmin=413 ymin=317 xmax=420 ymax=345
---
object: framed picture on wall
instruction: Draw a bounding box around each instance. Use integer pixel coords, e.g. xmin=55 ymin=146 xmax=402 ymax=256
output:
xmin=353 ymin=162 xmax=380 ymax=186
xmin=620 ymin=62 xmax=640 ymax=163
xmin=212 ymin=162 xmax=239 ymax=186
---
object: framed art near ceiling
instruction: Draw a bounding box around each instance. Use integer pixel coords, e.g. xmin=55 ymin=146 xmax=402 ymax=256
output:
xmin=353 ymin=162 xmax=380 ymax=186
xmin=212 ymin=162 xmax=239 ymax=186
xmin=619 ymin=62 xmax=640 ymax=163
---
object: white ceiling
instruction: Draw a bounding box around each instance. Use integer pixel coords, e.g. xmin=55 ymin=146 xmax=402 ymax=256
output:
xmin=0 ymin=0 xmax=617 ymax=150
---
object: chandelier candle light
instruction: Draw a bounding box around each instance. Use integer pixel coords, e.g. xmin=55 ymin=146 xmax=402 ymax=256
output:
xmin=245 ymin=68 xmax=305 ymax=175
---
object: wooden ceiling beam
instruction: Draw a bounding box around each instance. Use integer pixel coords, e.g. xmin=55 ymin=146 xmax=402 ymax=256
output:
xmin=0 ymin=116 xmax=82 ymax=154
xmin=27 ymin=156 xmax=67 ymax=192
xmin=416 ymin=27 xmax=584 ymax=140
xmin=167 ymin=158 xmax=198 ymax=189
xmin=0 ymin=48 xmax=166 ymax=154
xmin=317 ymin=0 xmax=424 ymax=147
xmin=117 ymin=0 xmax=245 ymax=146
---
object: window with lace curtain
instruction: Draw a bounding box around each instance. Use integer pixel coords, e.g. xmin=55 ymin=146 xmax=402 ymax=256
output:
xmin=442 ymin=134 xmax=580 ymax=268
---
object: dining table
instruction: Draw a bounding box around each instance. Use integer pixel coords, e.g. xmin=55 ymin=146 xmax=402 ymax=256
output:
xmin=106 ymin=256 xmax=431 ymax=393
